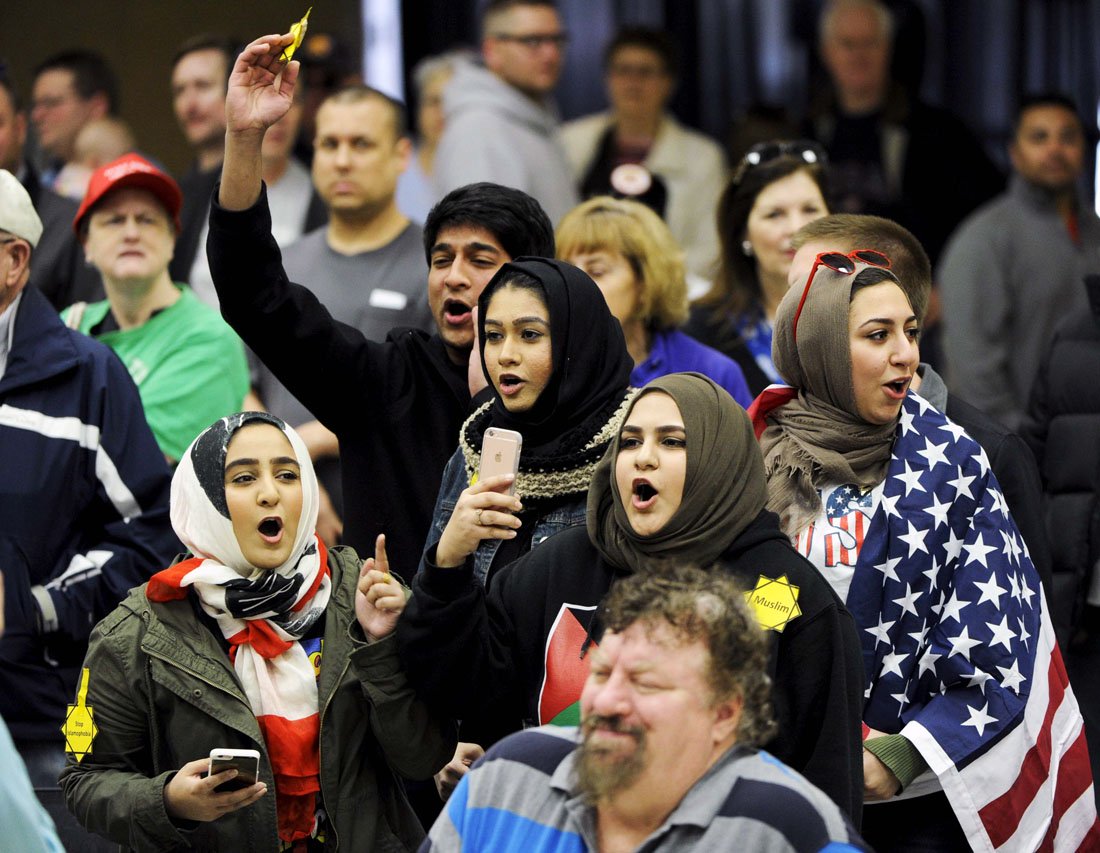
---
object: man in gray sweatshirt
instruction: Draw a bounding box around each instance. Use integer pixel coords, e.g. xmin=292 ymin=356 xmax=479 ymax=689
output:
xmin=433 ymin=0 xmax=578 ymax=224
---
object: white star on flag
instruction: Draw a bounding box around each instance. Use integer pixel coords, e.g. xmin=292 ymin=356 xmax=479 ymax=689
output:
xmin=893 ymin=582 xmax=924 ymax=617
xmin=985 ymin=615 xmax=1017 ymax=652
xmin=893 ymin=461 xmax=926 ymax=496
xmin=1017 ymin=616 xmax=1032 ymax=649
xmin=874 ymin=555 xmax=902 ymax=584
xmin=881 ymin=650 xmax=909 ymax=679
xmin=899 ymin=521 xmax=930 ymax=557
xmin=1008 ymin=571 xmax=1021 ymax=602
xmin=963 ymin=532 xmax=997 ymax=568
xmin=966 ymin=668 xmax=994 ymax=693
xmin=974 ymin=572 xmax=1008 ymax=608
xmin=880 ymin=491 xmax=901 ymax=519
xmin=997 ymin=659 xmax=1027 ymax=694
xmin=918 ymin=649 xmax=942 ymax=678
xmin=939 ymin=419 xmax=968 ymax=443
xmin=917 ymin=438 xmax=950 ymax=469
xmin=899 ymin=407 xmax=916 ymax=436
xmin=922 ymin=557 xmax=941 ymax=588
xmin=1019 ymin=577 xmax=1035 ymax=609
xmin=972 ymin=450 xmax=991 ymax=476
xmin=961 ymin=701 xmax=998 ymax=737
xmin=948 ymin=625 xmax=982 ymax=660
xmin=948 ymin=466 xmax=976 ymax=500
xmin=922 ymin=494 xmax=951 ymax=530
xmin=866 ymin=615 xmax=896 ymax=648
xmin=943 ymin=528 xmax=965 ymax=563
xmin=941 ymin=592 xmax=972 ymax=624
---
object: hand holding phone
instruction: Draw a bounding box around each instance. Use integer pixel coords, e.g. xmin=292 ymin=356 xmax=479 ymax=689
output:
xmin=479 ymin=428 xmax=523 ymax=495
xmin=208 ymin=748 xmax=261 ymax=792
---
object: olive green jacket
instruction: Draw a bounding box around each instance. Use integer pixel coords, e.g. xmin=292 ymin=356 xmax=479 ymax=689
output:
xmin=60 ymin=547 xmax=455 ymax=852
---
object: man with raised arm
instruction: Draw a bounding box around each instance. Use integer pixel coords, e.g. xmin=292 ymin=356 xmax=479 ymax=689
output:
xmin=207 ymin=32 xmax=555 ymax=581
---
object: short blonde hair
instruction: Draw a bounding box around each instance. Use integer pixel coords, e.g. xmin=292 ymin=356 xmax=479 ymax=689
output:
xmin=556 ymin=196 xmax=688 ymax=329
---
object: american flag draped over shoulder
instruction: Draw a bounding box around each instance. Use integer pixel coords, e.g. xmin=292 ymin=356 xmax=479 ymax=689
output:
xmin=839 ymin=392 xmax=1099 ymax=851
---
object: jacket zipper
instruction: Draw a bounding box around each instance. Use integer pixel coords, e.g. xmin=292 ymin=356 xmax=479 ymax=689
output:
xmin=318 ymin=656 xmax=352 ymax=850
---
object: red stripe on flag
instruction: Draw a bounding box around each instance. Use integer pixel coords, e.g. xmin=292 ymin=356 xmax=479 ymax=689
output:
xmin=979 ymin=655 xmax=1069 ymax=847
xmin=257 ymin=712 xmax=321 ymax=778
xmin=145 ymin=557 xmax=205 ymax=602
xmin=747 ymin=386 xmax=798 ymax=438
xmin=1036 ymin=727 xmax=1094 ymax=852
xmin=235 ymin=620 xmax=293 ymax=659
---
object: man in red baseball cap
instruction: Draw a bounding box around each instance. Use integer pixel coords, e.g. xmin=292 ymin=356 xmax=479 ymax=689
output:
xmin=64 ymin=153 xmax=249 ymax=464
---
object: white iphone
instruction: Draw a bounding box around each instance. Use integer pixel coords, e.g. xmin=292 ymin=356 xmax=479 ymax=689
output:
xmin=208 ymin=748 xmax=261 ymax=792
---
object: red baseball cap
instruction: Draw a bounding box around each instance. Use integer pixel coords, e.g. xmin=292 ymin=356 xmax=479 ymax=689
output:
xmin=73 ymin=153 xmax=183 ymax=236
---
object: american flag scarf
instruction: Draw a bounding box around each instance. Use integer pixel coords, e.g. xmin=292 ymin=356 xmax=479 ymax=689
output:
xmin=752 ymin=388 xmax=1098 ymax=850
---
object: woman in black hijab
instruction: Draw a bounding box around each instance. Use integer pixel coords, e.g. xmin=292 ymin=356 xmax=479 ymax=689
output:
xmin=420 ymin=257 xmax=636 ymax=588
xmin=400 ymin=373 xmax=865 ymax=823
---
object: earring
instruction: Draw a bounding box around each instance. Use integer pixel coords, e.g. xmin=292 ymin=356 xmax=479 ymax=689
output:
xmin=741 ymin=240 xmax=753 ymax=257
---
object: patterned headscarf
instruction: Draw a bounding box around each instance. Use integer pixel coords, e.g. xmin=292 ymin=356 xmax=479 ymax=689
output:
xmin=147 ymin=412 xmax=329 ymax=843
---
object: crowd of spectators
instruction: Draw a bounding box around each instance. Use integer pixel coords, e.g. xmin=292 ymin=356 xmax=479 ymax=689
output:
xmin=2 ymin=0 xmax=1100 ymax=850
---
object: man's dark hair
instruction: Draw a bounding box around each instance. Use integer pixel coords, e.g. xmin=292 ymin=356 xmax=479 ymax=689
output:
xmin=603 ymin=27 xmax=679 ymax=79
xmin=423 ymin=183 xmax=555 ymax=262
xmin=321 ymin=85 xmax=409 ymax=141
xmin=1013 ymin=92 xmax=1084 ymax=135
xmin=33 ymin=50 xmax=118 ymax=114
xmin=171 ymin=34 xmax=238 ymax=76
xmin=601 ymin=562 xmax=777 ymax=747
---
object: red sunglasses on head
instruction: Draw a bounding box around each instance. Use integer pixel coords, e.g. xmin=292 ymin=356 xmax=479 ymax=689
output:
xmin=791 ymin=249 xmax=892 ymax=342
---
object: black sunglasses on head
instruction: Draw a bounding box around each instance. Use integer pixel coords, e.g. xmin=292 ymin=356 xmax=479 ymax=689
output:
xmin=733 ymin=140 xmax=828 ymax=185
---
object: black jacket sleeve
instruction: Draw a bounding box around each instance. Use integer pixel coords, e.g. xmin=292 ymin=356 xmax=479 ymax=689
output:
xmin=206 ymin=186 xmax=401 ymax=434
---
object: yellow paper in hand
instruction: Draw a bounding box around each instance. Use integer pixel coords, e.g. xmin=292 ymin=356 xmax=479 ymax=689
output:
xmin=279 ymin=6 xmax=312 ymax=63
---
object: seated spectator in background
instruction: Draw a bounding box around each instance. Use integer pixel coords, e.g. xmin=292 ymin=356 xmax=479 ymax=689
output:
xmin=423 ymin=563 xmax=870 ymax=852
xmin=556 ymin=196 xmax=751 ymax=406
xmin=64 ymin=154 xmax=248 ymax=463
xmin=560 ymin=27 xmax=727 ymax=279
xmin=211 ymin=32 xmax=555 ymax=585
xmin=685 ymin=140 xmax=830 ymax=395
xmin=400 ymin=374 xmax=865 ymax=821
xmin=434 ymin=0 xmax=578 ymax=224
xmin=1023 ymin=275 xmax=1100 ymax=644
xmin=753 ymin=252 xmax=1095 ymax=850
xmin=0 ymin=169 xmax=177 ymax=852
xmin=30 ymin=50 xmax=117 ymax=191
xmin=0 ymin=70 xmax=102 ymax=308
xmin=60 ymin=412 xmax=455 ymax=851
xmin=251 ymin=84 xmax=431 ymax=542
xmin=789 ymin=213 xmax=1053 ymax=618
xmin=397 ymin=51 xmax=466 ymax=224
xmin=53 ymin=115 xmax=136 ymax=200
xmin=939 ymin=93 xmax=1100 ymax=432
xmin=806 ymin=0 xmax=1002 ymax=267
xmin=168 ymin=34 xmax=235 ymax=298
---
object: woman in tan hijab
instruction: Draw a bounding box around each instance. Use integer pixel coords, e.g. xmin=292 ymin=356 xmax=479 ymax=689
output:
xmin=751 ymin=252 xmax=1090 ymax=851
xmin=399 ymin=373 xmax=865 ymax=822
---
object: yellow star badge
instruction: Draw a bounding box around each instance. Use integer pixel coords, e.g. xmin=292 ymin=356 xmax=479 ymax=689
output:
xmin=62 ymin=667 xmax=99 ymax=763
xmin=744 ymin=574 xmax=802 ymax=632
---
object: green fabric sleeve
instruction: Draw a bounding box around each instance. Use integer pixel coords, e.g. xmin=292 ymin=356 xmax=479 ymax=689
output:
xmin=864 ymin=734 xmax=928 ymax=791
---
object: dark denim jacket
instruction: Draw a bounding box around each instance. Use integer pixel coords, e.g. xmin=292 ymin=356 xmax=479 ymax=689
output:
xmin=420 ymin=447 xmax=589 ymax=586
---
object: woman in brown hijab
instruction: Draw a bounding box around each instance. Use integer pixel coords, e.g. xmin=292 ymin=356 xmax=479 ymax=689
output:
xmin=399 ymin=372 xmax=865 ymax=822
xmin=751 ymin=253 xmax=1088 ymax=851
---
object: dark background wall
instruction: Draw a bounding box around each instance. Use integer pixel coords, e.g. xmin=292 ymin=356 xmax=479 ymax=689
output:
xmin=5 ymin=1 xmax=1098 ymax=194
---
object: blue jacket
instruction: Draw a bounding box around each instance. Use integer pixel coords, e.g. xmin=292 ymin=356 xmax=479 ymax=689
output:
xmin=0 ymin=286 xmax=179 ymax=741
xmin=422 ymin=447 xmax=588 ymax=587
xmin=631 ymin=328 xmax=753 ymax=408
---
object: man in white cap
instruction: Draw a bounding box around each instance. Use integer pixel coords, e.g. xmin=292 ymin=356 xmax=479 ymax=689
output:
xmin=0 ymin=169 xmax=178 ymax=850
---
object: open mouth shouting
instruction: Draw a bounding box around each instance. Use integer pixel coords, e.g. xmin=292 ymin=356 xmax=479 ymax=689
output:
xmin=442 ymin=298 xmax=472 ymax=326
xmin=883 ymin=376 xmax=912 ymax=401
xmin=632 ymin=478 xmax=658 ymax=510
xmin=258 ymin=516 xmax=284 ymax=544
xmin=497 ymin=373 xmax=526 ymax=397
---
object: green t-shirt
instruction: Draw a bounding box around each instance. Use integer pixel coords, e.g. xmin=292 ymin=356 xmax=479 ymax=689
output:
xmin=63 ymin=287 xmax=249 ymax=461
